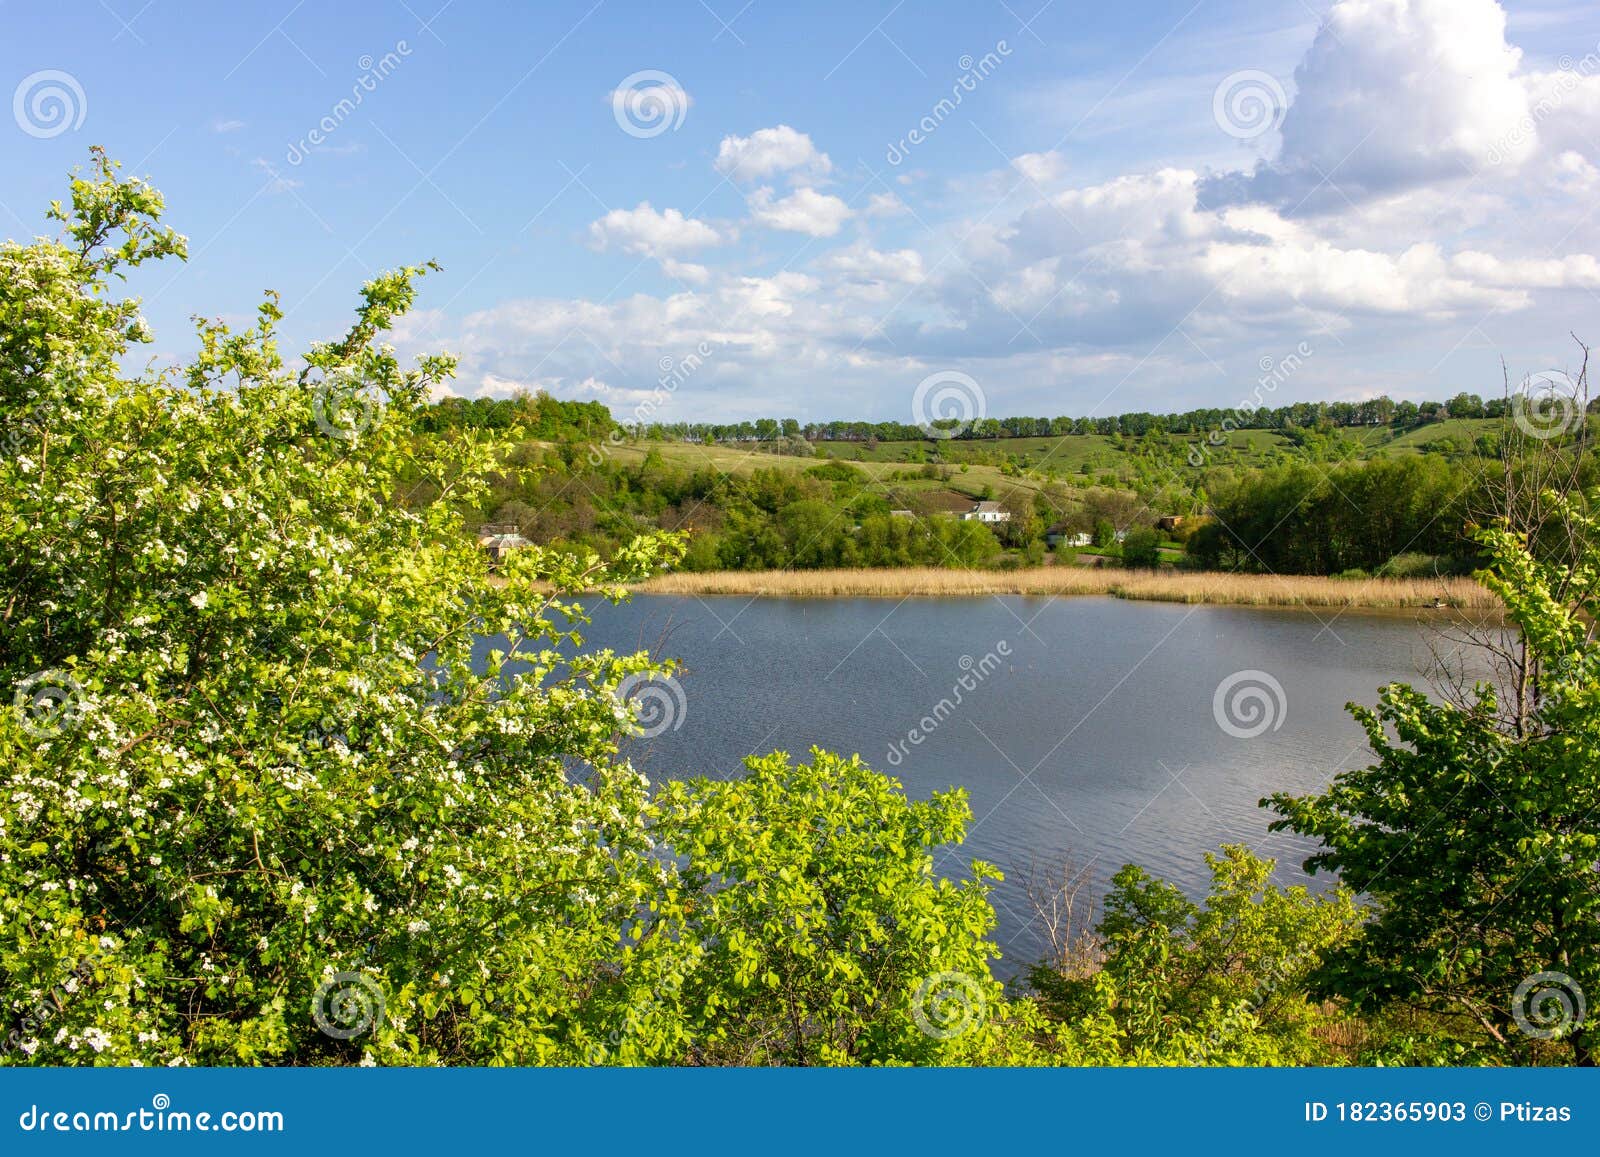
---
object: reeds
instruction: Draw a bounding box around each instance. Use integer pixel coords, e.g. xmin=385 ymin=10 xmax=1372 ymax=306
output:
xmin=634 ymin=567 xmax=1498 ymax=609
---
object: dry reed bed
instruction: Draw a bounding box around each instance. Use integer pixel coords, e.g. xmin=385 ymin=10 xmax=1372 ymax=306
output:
xmin=634 ymin=567 xmax=1498 ymax=609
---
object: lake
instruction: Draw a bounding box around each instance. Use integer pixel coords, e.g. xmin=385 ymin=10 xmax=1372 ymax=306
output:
xmin=563 ymin=593 xmax=1469 ymax=971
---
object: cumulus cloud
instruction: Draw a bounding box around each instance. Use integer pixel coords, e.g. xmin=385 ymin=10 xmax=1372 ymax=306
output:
xmin=587 ymin=202 xmax=722 ymax=258
xmin=715 ymin=125 xmax=832 ymax=182
xmin=1202 ymin=0 xmax=1535 ymax=211
xmin=746 ymin=186 xmax=852 ymax=237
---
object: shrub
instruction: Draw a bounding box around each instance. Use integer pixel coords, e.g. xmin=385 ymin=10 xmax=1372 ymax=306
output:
xmin=0 ymin=153 xmax=684 ymax=1065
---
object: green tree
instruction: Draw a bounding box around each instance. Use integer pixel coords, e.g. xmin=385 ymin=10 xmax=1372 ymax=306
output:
xmin=1121 ymin=527 xmax=1162 ymax=568
xmin=1029 ymin=847 xmax=1362 ymax=1065
xmin=1266 ymin=494 xmax=1600 ymax=1065
xmin=0 ymin=153 xmax=684 ymax=1065
xmin=590 ymin=750 xmax=1026 ymax=1065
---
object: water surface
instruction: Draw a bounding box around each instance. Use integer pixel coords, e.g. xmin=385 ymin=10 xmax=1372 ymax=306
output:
xmin=562 ymin=594 xmax=1468 ymax=969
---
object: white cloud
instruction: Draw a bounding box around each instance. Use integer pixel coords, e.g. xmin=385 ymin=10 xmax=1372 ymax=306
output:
xmin=863 ymin=191 xmax=909 ymax=217
xmin=1202 ymin=0 xmax=1535 ymax=210
xmin=1011 ymin=151 xmax=1068 ymax=186
xmin=587 ymin=202 xmax=722 ymax=258
xmin=715 ymin=125 xmax=832 ymax=182
xmin=747 ymin=186 xmax=851 ymax=237
xmin=661 ymin=258 xmax=711 ymax=285
xmin=1448 ymin=250 xmax=1600 ymax=289
xmin=552 ymin=376 xmax=663 ymax=406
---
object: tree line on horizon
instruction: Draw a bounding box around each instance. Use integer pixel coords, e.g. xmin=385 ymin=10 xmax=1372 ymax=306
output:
xmin=419 ymin=388 xmax=1577 ymax=447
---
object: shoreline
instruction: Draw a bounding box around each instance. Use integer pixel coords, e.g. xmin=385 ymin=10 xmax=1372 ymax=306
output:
xmin=632 ymin=566 xmax=1499 ymax=610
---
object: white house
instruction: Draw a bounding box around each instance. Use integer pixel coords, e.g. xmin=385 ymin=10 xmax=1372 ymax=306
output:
xmin=961 ymin=501 xmax=1010 ymax=524
xmin=1046 ymin=524 xmax=1092 ymax=548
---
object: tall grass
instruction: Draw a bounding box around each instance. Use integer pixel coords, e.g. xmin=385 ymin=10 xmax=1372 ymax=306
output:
xmin=635 ymin=567 xmax=1497 ymax=609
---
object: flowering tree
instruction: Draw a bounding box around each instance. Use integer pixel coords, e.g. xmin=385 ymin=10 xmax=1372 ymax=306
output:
xmin=0 ymin=151 xmax=685 ymax=1064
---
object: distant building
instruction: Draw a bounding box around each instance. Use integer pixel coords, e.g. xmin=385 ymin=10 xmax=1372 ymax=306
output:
xmin=477 ymin=525 xmax=532 ymax=565
xmin=889 ymin=509 xmax=916 ymax=518
xmin=1156 ymin=515 xmax=1185 ymax=531
xmin=1045 ymin=523 xmax=1092 ymax=548
xmin=961 ymin=501 xmax=1010 ymax=524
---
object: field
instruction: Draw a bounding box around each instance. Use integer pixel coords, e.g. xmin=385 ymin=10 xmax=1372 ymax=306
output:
xmin=597 ymin=437 xmax=1055 ymax=511
xmin=636 ymin=566 xmax=1498 ymax=609
xmin=809 ymin=428 xmax=1294 ymax=472
xmin=603 ymin=419 xmax=1502 ymax=480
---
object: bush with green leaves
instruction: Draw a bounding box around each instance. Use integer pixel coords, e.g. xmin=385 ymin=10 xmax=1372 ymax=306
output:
xmin=1267 ymin=495 xmax=1600 ymax=1066
xmin=1029 ymin=846 xmax=1362 ymax=1065
xmin=574 ymin=749 xmax=1036 ymax=1066
xmin=0 ymin=152 xmax=686 ymax=1065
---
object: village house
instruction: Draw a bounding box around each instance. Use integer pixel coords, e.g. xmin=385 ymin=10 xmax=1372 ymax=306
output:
xmin=1045 ymin=523 xmax=1093 ymax=548
xmin=476 ymin=523 xmax=532 ymax=566
xmin=1156 ymin=515 xmax=1185 ymax=532
xmin=960 ymin=501 xmax=1010 ymax=524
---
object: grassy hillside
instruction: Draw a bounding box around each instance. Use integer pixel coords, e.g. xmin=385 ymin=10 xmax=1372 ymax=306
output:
xmin=476 ymin=411 xmax=1548 ymax=581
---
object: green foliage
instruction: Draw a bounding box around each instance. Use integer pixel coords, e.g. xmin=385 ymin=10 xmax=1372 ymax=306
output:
xmin=416 ymin=390 xmax=614 ymax=441
xmin=582 ymin=750 xmax=1028 ymax=1065
xmin=1120 ymin=527 xmax=1162 ymax=568
xmin=1188 ymin=456 xmax=1481 ymax=574
xmin=6 ymin=154 xmax=1594 ymax=1071
xmin=0 ymin=153 xmax=685 ymax=1065
xmin=1031 ymin=848 xmax=1362 ymax=1065
xmin=1266 ymin=494 xmax=1600 ymax=1064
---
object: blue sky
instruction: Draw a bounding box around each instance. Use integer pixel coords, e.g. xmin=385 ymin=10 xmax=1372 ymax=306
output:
xmin=3 ymin=1 xmax=1598 ymax=424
